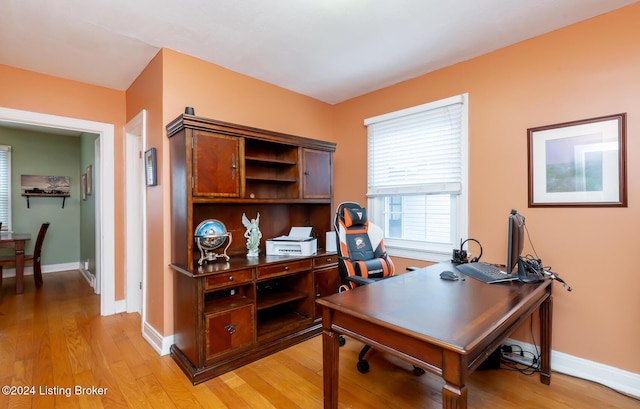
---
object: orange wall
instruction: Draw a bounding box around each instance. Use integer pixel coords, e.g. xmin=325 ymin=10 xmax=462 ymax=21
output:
xmin=126 ymin=52 xmax=165 ymax=331
xmin=0 ymin=65 xmax=128 ymax=299
xmin=126 ymin=49 xmax=336 ymax=334
xmin=333 ymin=4 xmax=640 ymax=373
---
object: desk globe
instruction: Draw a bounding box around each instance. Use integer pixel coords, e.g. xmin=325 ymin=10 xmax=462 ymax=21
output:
xmin=194 ymin=219 xmax=232 ymax=264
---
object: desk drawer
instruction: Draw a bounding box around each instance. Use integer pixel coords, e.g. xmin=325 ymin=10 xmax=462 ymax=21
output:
xmin=313 ymin=254 xmax=338 ymax=269
xmin=205 ymin=269 xmax=254 ymax=290
xmin=257 ymin=259 xmax=312 ymax=280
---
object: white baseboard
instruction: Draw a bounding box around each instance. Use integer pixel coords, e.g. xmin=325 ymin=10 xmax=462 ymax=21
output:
xmin=1 ymin=262 xmax=81 ymax=277
xmin=79 ymin=267 xmax=96 ymax=288
xmin=142 ymin=320 xmax=173 ymax=356
xmin=503 ymin=338 xmax=640 ymax=398
xmin=114 ymin=299 xmax=127 ymax=313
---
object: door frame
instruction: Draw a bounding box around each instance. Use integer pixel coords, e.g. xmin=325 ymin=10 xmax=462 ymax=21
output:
xmin=124 ymin=110 xmax=147 ymax=319
xmin=0 ymin=107 xmax=116 ymax=315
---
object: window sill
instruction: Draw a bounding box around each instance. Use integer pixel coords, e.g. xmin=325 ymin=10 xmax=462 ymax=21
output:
xmin=385 ymin=246 xmax=451 ymax=263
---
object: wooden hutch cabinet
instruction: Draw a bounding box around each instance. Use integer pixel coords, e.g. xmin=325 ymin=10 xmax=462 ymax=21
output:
xmin=166 ymin=114 xmax=340 ymax=384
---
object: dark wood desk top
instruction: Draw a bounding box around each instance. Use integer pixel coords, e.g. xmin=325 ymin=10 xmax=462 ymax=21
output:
xmin=317 ymin=261 xmax=552 ymax=354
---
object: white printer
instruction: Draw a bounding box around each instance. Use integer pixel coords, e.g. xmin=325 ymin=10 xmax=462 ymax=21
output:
xmin=266 ymin=227 xmax=317 ymax=256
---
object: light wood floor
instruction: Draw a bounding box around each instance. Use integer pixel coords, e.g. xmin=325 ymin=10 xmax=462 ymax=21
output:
xmin=1 ymin=270 xmax=638 ymax=409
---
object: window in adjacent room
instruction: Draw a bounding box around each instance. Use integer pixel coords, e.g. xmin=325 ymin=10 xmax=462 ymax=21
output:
xmin=365 ymin=93 xmax=468 ymax=262
xmin=0 ymin=145 xmax=11 ymax=231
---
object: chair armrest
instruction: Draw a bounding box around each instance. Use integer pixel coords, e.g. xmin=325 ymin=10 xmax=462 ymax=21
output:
xmin=345 ymin=275 xmax=376 ymax=286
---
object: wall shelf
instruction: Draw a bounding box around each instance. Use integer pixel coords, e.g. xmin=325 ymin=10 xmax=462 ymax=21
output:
xmin=22 ymin=193 xmax=70 ymax=209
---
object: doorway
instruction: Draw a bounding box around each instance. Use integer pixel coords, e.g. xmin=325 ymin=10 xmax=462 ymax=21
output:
xmin=0 ymin=107 xmax=116 ymax=315
xmin=124 ymin=110 xmax=146 ymax=319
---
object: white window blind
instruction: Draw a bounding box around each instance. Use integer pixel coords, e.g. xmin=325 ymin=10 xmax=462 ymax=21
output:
xmin=0 ymin=145 xmax=11 ymax=231
xmin=366 ymin=94 xmax=463 ymax=197
xmin=365 ymin=94 xmax=468 ymax=262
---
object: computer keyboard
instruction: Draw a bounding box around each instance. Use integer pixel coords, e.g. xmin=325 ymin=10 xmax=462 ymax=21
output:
xmin=455 ymin=262 xmax=519 ymax=284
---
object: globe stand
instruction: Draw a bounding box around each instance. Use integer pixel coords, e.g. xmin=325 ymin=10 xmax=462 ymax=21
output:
xmin=194 ymin=232 xmax=232 ymax=264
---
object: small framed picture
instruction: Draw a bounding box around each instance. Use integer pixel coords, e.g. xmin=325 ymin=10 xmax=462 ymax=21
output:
xmin=528 ymin=113 xmax=626 ymax=207
xmin=82 ymin=173 xmax=87 ymax=200
xmin=145 ymin=148 xmax=157 ymax=186
xmin=86 ymin=165 xmax=92 ymax=195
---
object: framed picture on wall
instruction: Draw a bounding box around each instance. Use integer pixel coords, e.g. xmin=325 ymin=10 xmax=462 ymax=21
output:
xmin=145 ymin=148 xmax=157 ymax=186
xmin=527 ymin=113 xmax=627 ymax=207
xmin=86 ymin=165 xmax=92 ymax=195
xmin=82 ymin=173 xmax=87 ymax=200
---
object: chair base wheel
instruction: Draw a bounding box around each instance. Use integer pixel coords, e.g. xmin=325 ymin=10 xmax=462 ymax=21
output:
xmin=339 ymin=335 xmax=346 ymax=347
xmin=357 ymin=360 xmax=370 ymax=374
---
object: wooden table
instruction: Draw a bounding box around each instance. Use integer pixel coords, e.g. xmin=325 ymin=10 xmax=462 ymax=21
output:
xmin=317 ymin=261 xmax=553 ymax=409
xmin=0 ymin=232 xmax=31 ymax=294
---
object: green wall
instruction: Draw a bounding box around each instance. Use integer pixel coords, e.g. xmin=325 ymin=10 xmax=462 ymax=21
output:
xmin=0 ymin=127 xmax=89 ymax=266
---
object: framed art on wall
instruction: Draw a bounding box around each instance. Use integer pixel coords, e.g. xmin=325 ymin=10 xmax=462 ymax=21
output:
xmin=86 ymin=165 xmax=92 ymax=195
xmin=527 ymin=113 xmax=627 ymax=207
xmin=145 ymin=148 xmax=157 ymax=186
xmin=82 ymin=173 xmax=87 ymax=200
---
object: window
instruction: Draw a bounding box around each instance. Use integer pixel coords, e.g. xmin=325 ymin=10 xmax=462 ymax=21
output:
xmin=365 ymin=94 xmax=468 ymax=262
xmin=0 ymin=145 xmax=11 ymax=231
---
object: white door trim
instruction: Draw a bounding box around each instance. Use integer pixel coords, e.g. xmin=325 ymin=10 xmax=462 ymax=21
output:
xmin=124 ymin=110 xmax=146 ymax=319
xmin=94 ymin=137 xmax=101 ymax=294
xmin=0 ymin=107 xmax=116 ymax=316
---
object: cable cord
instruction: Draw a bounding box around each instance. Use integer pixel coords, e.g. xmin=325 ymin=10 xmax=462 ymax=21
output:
xmin=522 ymin=222 xmax=573 ymax=291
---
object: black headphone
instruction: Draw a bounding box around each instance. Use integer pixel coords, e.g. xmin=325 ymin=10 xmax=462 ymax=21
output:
xmin=460 ymin=238 xmax=483 ymax=263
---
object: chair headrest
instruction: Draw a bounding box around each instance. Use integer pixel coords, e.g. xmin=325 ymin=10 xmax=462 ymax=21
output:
xmin=344 ymin=207 xmax=368 ymax=227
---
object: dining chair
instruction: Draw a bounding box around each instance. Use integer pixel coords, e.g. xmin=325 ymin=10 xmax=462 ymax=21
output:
xmin=0 ymin=222 xmax=50 ymax=289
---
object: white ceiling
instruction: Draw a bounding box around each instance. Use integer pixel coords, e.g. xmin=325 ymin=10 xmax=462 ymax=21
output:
xmin=1 ymin=0 xmax=638 ymax=104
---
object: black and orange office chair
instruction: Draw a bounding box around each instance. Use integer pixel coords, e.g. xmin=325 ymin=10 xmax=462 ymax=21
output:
xmin=334 ymin=202 xmax=395 ymax=291
xmin=334 ymin=202 xmax=398 ymax=373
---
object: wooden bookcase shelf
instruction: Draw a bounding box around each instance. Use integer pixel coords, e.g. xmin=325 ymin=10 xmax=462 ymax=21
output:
xmin=256 ymin=311 xmax=312 ymax=340
xmin=204 ymin=294 xmax=253 ymax=315
xmin=167 ymin=114 xmax=340 ymax=384
xmin=245 ymin=156 xmax=297 ymax=166
xmin=245 ymin=175 xmax=298 ymax=183
xmin=257 ymin=289 xmax=308 ymax=311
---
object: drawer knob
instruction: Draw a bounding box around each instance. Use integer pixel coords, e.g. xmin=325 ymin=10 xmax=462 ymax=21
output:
xmin=225 ymin=324 xmax=237 ymax=335
xmin=327 ymin=258 xmax=331 ymax=262
xmin=284 ymin=266 xmax=289 ymax=271
xmin=228 ymin=275 xmax=234 ymax=281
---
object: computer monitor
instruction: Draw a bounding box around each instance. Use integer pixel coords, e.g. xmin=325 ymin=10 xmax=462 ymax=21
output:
xmin=506 ymin=210 xmax=525 ymax=274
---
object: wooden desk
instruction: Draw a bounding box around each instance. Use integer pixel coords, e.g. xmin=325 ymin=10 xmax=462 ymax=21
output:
xmin=0 ymin=232 xmax=31 ymax=294
xmin=317 ymin=262 xmax=553 ymax=409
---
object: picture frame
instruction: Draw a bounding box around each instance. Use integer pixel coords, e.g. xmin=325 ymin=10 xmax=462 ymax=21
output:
xmin=145 ymin=148 xmax=157 ymax=186
xmin=86 ymin=165 xmax=92 ymax=195
xmin=82 ymin=173 xmax=87 ymax=201
xmin=527 ymin=113 xmax=626 ymax=207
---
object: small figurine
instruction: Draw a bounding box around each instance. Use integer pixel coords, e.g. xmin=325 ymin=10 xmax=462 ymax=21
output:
xmin=242 ymin=212 xmax=262 ymax=257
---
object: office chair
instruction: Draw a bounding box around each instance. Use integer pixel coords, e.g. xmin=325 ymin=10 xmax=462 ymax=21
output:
xmin=334 ymin=202 xmax=396 ymax=373
xmin=0 ymin=222 xmax=50 ymax=289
